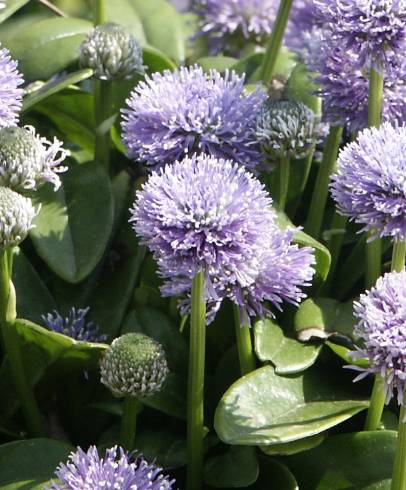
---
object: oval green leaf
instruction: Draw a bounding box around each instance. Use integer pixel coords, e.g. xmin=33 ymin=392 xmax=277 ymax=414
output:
xmin=30 ymin=162 xmax=114 ymax=283
xmin=214 ymin=365 xmax=369 ymax=445
xmin=0 ymin=0 xmax=30 ymax=23
xmin=260 ymin=432 xmax=326 ymax=456
xmin=254 ymin=318 xmax=321 ymax=374
xmin=4 ymin=17 xmax=92 ymax=81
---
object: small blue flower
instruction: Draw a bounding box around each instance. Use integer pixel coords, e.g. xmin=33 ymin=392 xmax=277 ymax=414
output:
xmin=331 ymin=122 xmax=406 ymax=240
xmin=46 ymin=445 xmax=175 ymax=490
xmin=0 ymin=45 xmax=23 ymax=128
xmin=348 ymin=269 xmax=406 ymax=406
xmin=42 ymin=307 xmax=106 ymax=343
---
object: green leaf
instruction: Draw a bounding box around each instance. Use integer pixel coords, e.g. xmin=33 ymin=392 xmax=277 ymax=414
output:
xmin=214 ymin=365 xmax=369 ymax=445
xmin=105 ymin=0 xmax=146 ymax=42
xmin=31 ymin=89 xmax=95 ymax=163
xmin=22 ymin=69 xmax=93 ymax=113
xmin=130 ymin=0 xmax=185 ymax=63
xmin=122 ymin=307 xmax=188 ymax=374
xmin=284 ymin=63 xmax=319 ymax=112
xmin=254 ymin=318 xmax=321 ymax=374
xmin=260 ymin=432 xmax=326 ymax=456
xmin=30 ymin=162 xmax=114 ymax=283
xmin=0 ymin=438 xmax=73 ymax=489
xmin=253 ymin=458 xmax=299 ymax=490
xmin=287 ymin=431 xmax=396 ymax=490
xmin=12 ymin=248 xmax=56 ymax=324
xmin=142 ymin=372 xmax=186 ymax=420
xmin=4 ymin=17 xmax=92 ymax=81
xmin=204 ymin=446 xmax=259 ymax=488
xmin=0 ymin=0 xmax=30 ymax=23
xmin=143 ymin=45 xmax=177 ymax=71
xmin=197 ymin=56 xmax=238 ymax=72
xmin=294 ymin=229 xmax=331 ymax=283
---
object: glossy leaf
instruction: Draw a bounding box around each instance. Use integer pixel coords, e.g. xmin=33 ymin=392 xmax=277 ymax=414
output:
xmin=214 ymin=365 xmax=369 ymax=445
xmin=288 ymin=431 xmax=396 ymax=490
xmin=294 ymin=229 xmax=331 ymax=283
xmin=0 ymin=438 xmax=73 ymax=489
xmin=142 ymin=373 xmax=186 ymax=420
xmin=204 ymin=446 xmax=259 ymax=488
xmin=260 ymin=432 xmax=326 ymax=456
xmin=105 ymin=0 xmax=146 ymax=42
xmin=197 ymin=56 xmax=238 ymax=72
xmin=30 ymin=162 xmax=114 ymax=283
xmin=254 ymin=318 xmax=321 ymax=374
xmin=0 ymin=0 xmax=30 ymax=23
xmin=253 ymin=458 xmax=299 ymax=490
xmin=284 ymin=63 xmax=320 ymax=112
xmin=4 ymin=17 xmax=92 ymax=81
xmin=143 ymin=45 xmax=177 ymax=72
xmin=22 ymin=69 xmax=93 ymax=113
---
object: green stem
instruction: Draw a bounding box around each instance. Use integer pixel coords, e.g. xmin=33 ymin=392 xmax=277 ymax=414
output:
xmin=94 ymin=80 xmax=113 ymax=171
xmin=94 ymin=0 xmax=106 ymax=25
xmin=233 ymin=305 xmax=256 ymax=376
xmin=366 ymin=236 xmax=381 ymax=289
xmin=391 ymin=404 xmax=406 ymax=490
xmin=368 ymin=67 xmax=384 ymax=128
xmin=259 ymin=0 xmax=294 ymax=84
xmin=186 ymin=270 xmax=206 ymax=490
xmin=364 ymin=375 xmax=386 ymax=431
xmin=278 ymin=154 xmax=290 ymax=211
xmin=0 ymin=249 xmax=45 ymax=437
xmin=305 ymin=125 xmax=343 ymax=238
xmin=119 ymin=396 xmax=138 ymax=450
xmin=391 ymin=240 xmax=406 ymax=273
xmin=322 ymin=213 xmax=347 ymax=295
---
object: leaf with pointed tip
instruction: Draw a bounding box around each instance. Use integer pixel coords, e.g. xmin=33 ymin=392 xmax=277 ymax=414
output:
xmin=0 ymin=0 xmax=30 ymax=23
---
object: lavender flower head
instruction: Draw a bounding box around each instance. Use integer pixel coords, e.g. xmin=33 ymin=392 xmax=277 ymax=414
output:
xmin=0 ymin=126 xmax=68 ymax=191
xmin=349 ymin=269 xmax=406 ymax=406
xmin=331 ymin=122 xmax=406 ymax=240
xmin=42 ymin=307 xmax=106 ymax=343
xmin=131 ymin=153 xmax=274 ymax=291
xmin=46 ymin=445 xmax=175 ymax=490
xmin=0 ymin=45 xmax=23 ymax=129
xmin=122 ymin=65 xmax=266 ymax=170
xmin=314 ymin=0 xmax=406 ymax=70
xmin=285 ymin=0 xmax=319 ymax=52
xmin=194 ymin=0 xmax=279 ymax=53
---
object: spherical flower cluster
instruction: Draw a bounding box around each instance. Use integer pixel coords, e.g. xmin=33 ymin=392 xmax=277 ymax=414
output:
xmin=285 ymin=0 xmax=319 ymax=52
xmin=100 ymin=333 xmax=169 ymax=398
xmin=0 ymin=126 xmax=68 ymax=191
xmin=0 ymin=46 xmax=23 ymax=129
xmin=314 ymin=0 xmax=406 ymax=70
xmin=331 ymin=122 xmax=406 ymax=240
xmin=0 ymin=187 xmax=38 ymax=250
xmin=255 ymin=100 xmax=324 ymax=160
xmin=121 ymin=65 xmax=266 ymax=170
xmin=306 ymin=35 xmax=406 ymax=132
xmin=46 ymin=445 xmax=175 ymax=490
xmin=194 ymin=0 xmax=279 ymax=53
xmin=132 ymin=154 xmax=315 ymax=323
xmin=79 ymin=23 xmax=144 ymax=81
xmin=42 ymin=307 xmax=106 ymax=343
xmin=349 ymin=270 xmax=406 ymax=406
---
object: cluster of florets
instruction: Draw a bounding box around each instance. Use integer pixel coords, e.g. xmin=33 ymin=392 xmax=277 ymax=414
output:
xmin=79 ymin=23 xmax=144 ymax=81
xmin=131 ymin=153 xmax=315 ymax=323
xmin=331 ymin=122 xmax=406 ymax=240
xmin=255 ymin=100 xmax=324 ymax=160
xmin=47 ymin=446 xmax=175 ymax=490
xmin=42 ymin=307 xmax=106 ymax=343
xmin=100 ymin=333 xmax=169 ymax=398
xmin=0 ymin=45 xmax=23 ymax=129
xmin=194 ymin=0 xmax=279 ymax=53
xmin=349 ymin=270 xmax=406 ymax=407
xmin=121 ymin=65 xmax=266 ymax=171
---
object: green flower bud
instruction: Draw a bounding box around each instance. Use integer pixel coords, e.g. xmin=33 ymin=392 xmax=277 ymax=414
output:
xmin=100 ymin=333 xmax=169 ymax=398
xmin=0 ymin=186 xmax=38 ymax=250
xmin=0 ymin=126 xmax=67 ymax=191
xmin=79 ymin=23 xmax=144 ymax=81
xmin=255 ymin=100 xmax=324 ymax=160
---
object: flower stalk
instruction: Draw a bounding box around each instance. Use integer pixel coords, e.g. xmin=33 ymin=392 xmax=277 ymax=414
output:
xmin=0 ymin=248 xmax=45 ymax=437
xmin=305 ymin=125 xmax=343 ymax=238
xmin=391 ymin=404 xmax=406 ymax=490
xmin=187 ymin=270 xmax=206 ymax=490
xmin=259 ymin=0 xmax=294 ymax=84
xmin=277 ymin=154 xmax=290 ymax=211
xmin=119 ymin=396 xmax=139 ymax=451
xmin=233 ymin=305 xmax=256 ymax=376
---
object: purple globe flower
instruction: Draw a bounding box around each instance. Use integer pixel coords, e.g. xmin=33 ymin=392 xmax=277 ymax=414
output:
xmin=331 ymin=122 xmax=406 ymax=240
xmin=348 ymin=269 xmax=406 ymax=406
xmin=314 ymin=0 xmax=406 ymax=70
xmin=46 ymin=445 xmax=175 ymax=490
xmin=194 ymin=0 xmax=279 ymax=53
xmin=131 ymin=153 xmax=274 ymax=290
xmin=305 ymin=29 xmax=406 ymax=132
xmin=42 ymin=307 xmax=106 ymax=343
xmin=285 ymin=0 xmax=319 ymax=52
xmin=0 ymin=45 xmax=23 ymax=129
xmin=122 ymin=65 xmax=266 ymax=171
